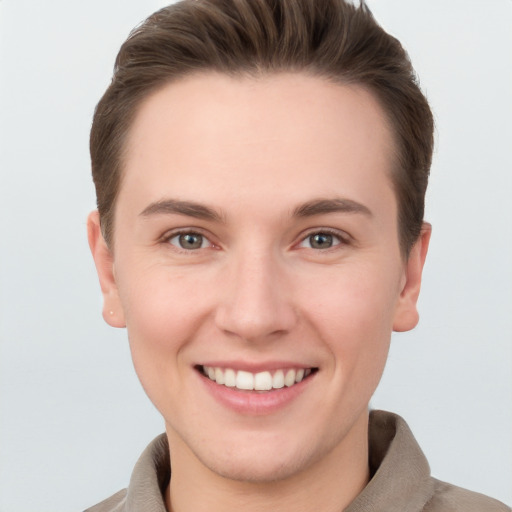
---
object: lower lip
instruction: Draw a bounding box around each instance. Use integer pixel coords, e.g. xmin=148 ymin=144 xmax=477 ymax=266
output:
xmin=197 ymin=370 xmax=314 ymax=415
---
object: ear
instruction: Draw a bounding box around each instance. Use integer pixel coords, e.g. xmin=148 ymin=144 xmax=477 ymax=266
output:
xmin=393 ymin=223 xmax=431 ymax=332
xmin=87 ymin=210 xmax=126 ymax=328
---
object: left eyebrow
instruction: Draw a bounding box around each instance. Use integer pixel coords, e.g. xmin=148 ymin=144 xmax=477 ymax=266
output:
xmin=293 ymin=198 xmax=373 ymax=218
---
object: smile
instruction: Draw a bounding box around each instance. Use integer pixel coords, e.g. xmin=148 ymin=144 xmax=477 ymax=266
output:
xmin=200 ymin=365 xmax=315 ymax=391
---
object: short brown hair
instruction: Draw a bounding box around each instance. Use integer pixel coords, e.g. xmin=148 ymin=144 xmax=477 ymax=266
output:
xmin=90 ymin=0 xmax=434 ymax=255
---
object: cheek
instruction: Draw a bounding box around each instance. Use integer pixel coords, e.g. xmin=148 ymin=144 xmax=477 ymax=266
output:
xmin=300 ymin=261 xmax=400 ymax=371
xmin=116 ymin=266 xmax=213 ymax=401
xmin=120 ymin=264 xmax=210 ymax=337
xmin=304 ymin=260 xmax=400 ymax=327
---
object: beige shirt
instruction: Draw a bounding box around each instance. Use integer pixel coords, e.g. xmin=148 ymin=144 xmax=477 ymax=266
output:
xmin=84 ymin=411 xmax=510 ymax=512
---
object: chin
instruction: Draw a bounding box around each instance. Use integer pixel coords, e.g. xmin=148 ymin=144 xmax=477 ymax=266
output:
xmin=197 ymin=449 xmax=313 ymax=484
xmin=187 ymin=428 xmax=336 ymax=484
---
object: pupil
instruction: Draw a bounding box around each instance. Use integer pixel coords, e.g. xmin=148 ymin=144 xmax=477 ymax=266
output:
xmin=179 ymin=233 xmax=202 ymax=249
xmin=311 ymin=233 xmax=332 ymax=249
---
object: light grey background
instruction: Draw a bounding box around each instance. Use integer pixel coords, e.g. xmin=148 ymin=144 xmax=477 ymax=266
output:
xmin=1 ymin=1 xmax=511 ymax=511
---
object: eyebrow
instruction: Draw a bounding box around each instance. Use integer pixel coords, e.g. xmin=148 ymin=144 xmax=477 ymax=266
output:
xmin=139 ymin=199 xmax=224 ymax=222
xmin=139 ymin=196 xmax=371 ymax=222
xmin=293 ymin=198 xmax=372 ymax=218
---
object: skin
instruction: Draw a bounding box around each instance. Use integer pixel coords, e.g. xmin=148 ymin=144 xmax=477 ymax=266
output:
xmin=88 ymin=73 xmax=430 ymax=512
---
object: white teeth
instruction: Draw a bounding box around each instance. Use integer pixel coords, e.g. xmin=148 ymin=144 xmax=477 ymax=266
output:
xmin=214 ymin=367 xmax=224 ymax=385
xmin=272 ymin=369 xmax=285 ymax=389
xmin=254 ymin=371 xmax=273 ymax=391
xmin=236 ymin=370 xmax=254 ymax=390
xmin=202 ymin=366 xmax=313 ymax=391
xmin=284 ymin=369 xmax=296 ymax=387
xmin=224 ymin=368 xmax=236 ymax=387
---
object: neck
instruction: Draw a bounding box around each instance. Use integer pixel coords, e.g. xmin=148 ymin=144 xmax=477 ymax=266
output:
xmin=165 ymin=412 xmax=370 ymax=512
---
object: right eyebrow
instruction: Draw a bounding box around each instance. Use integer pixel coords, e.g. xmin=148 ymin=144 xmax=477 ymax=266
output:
xmin=139 ymin=199 xmax=225 ymax=223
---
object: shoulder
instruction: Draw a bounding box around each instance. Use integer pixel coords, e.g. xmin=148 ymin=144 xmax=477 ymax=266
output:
xmin=424 ymin=478 xmax=511 ymax=512
xmin=83 ymin=489 xmax=127 ymax=512
xmin=82 ymin=433 xmax=169 ymax=512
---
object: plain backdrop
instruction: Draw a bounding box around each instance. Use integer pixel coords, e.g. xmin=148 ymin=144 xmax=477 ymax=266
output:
xmin=0 ymin=1 xmax=511 ymax=511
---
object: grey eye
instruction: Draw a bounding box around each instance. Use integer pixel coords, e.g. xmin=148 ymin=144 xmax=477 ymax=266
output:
xmin=169 ymin=232 xmax=207 ymax=250
xmin=299 ymin=232 xmax=342 ymax=250
xmin=309 ymin=233 xmax=334 ymax=249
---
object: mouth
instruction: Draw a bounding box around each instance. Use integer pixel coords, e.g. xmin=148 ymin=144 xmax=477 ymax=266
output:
xmin=197 ymin=365 xmax=318 ymax=392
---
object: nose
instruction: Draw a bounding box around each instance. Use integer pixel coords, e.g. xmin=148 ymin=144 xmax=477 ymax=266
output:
xmin=214 ymin=248 xmax=298 ymax=343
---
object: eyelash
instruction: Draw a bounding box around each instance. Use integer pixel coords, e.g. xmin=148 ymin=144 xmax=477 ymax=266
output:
xmin=161 ymin=229 xmax=215 ymax=253
xmin=161 ymin=227 xmax=350 ymax=254
xmin=297 ymin=228 xmax=350 ymax=251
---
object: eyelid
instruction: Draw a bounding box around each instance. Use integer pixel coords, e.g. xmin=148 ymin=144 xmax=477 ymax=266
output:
xmin=296 ymin=227 xmax=351 ymax=249
xmin=160 ymin=227 xmax=218 ymax=251
xmin=158 ymin=226 xmax=351 ymax=252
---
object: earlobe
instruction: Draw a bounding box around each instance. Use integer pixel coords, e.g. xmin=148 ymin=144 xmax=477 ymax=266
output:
xmin=87 ymin=211 xmax=126 ymax=328
xmin=392 ymin=223 xmax=431 ymax=332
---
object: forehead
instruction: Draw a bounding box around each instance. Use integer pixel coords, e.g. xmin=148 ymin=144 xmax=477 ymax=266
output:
xmin=121 ymin=72 xmax=397 ymax=217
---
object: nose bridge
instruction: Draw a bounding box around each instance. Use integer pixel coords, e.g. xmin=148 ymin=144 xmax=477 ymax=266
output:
xmin=215 ymin=243 xmax=296 ymax=341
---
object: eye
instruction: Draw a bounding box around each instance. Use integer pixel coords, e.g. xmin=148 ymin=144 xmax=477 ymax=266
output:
xmin=168 ymin=232 xmax=211 ymax=250
xmin=299 ymin=231 xmax=343 ymax=250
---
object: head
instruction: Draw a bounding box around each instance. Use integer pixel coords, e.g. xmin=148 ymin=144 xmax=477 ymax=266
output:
xmin=90 ymin=0 xmax=433 ymax=258
xmin=88 ymin=0 xmax=433 ymax=494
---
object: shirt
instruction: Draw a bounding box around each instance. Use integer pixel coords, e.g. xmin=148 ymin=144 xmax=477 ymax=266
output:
xmin=84 ymin=410 xmax=510 ymax=512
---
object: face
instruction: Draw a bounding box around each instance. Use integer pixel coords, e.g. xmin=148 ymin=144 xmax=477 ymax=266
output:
xmin=89 ymin=73 xmax=429 ymax=483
